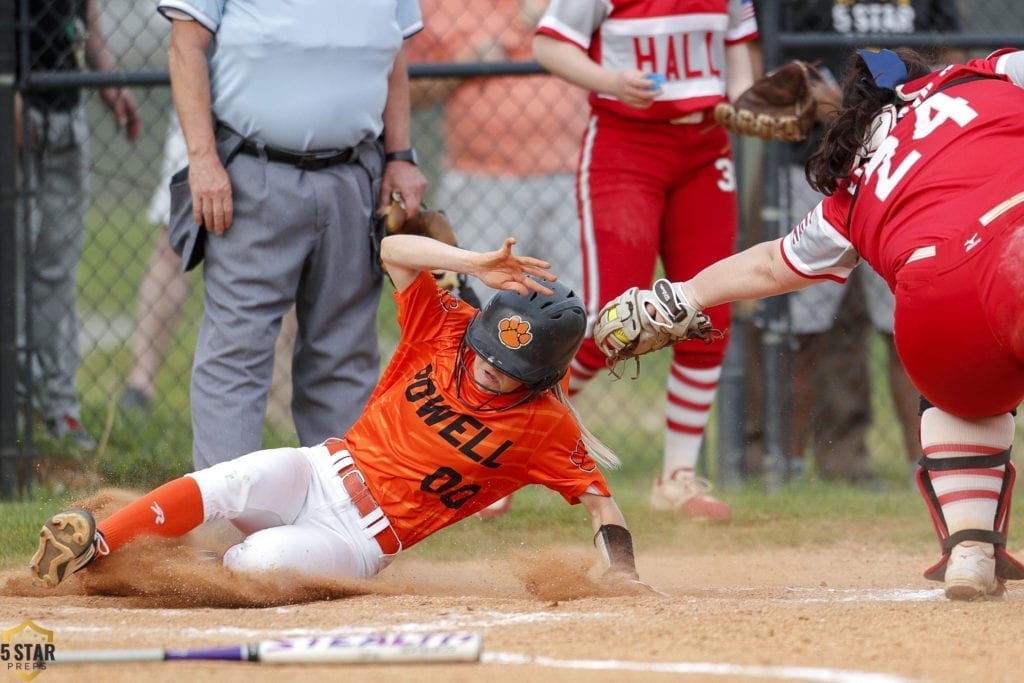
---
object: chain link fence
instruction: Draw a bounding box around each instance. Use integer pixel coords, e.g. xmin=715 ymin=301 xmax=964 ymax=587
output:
xmin=2 ymin=0 xmax=1022 ymax=498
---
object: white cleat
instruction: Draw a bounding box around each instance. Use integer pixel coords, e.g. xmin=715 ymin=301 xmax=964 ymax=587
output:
xmin=944 ymin=542 xmax=1003 ymax=600
xmin=650 ymin=474 xmax=731 ymax=521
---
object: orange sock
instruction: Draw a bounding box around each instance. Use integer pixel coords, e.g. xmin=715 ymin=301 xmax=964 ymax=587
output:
xmin=97 ymin=476 xmax=205 ymax=552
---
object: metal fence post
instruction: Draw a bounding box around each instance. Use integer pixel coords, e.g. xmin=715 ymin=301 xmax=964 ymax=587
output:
xmin=716 ymin=296 xmax=747 ymax=490
xmin=0 ymin=0 xmax=21 ymax=499
xmin=756 ymin=0 xmax=794 ymax=492
xmin=716 ymin=135 xmax=751 ymax=491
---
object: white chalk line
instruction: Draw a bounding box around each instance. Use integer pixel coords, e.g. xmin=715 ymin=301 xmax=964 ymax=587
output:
xmin=782 ymin=587 xmax=941 ymax=603
xmin=684 ymin=587 xmax=943 ymax=603
xmin=52 ymin=608 xmax=607 ymax=640
xmin=483 ymin=652 xmax=916 ymax=683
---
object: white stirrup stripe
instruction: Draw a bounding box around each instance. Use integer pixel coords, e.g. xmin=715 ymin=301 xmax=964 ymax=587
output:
xmin=578 ymin=114 xmax=601 ymax=326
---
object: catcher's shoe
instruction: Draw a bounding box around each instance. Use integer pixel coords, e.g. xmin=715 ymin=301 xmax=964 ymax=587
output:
xmin=650 ymin=474 xmax=731 ymax=521
xmin=29 ymin=509 xmax=107 ymax=588
xmin=476 ymin=495 xmax=513 ymax=520
xmin=944 ymin=542 xmax=1004 ymax=601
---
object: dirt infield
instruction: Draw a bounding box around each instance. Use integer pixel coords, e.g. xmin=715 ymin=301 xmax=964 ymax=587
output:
xmin=3 ymin=512 xmax=1022 ymax=683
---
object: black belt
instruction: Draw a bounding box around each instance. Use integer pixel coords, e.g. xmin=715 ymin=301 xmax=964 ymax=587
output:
xmin=238 ymin=139 xmax=360 ymax=170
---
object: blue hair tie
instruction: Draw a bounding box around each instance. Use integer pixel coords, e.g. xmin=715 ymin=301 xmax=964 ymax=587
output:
xmin=857 ymin=48 xmax=909 ymax=90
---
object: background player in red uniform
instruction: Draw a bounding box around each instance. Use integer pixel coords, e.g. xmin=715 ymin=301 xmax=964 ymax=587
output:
xmin=603 ymin=47 xmax=1024 ymax=600
xmin=30 ymin=236 xmax=644 ymax=592
xmin=526 ymin=0 xmax=760 ymax=521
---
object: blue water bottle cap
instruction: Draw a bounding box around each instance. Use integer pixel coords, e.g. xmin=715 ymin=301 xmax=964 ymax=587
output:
xmin=646 ymin=73 xmax=666 ymax=90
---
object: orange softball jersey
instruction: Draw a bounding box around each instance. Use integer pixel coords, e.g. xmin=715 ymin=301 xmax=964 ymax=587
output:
xmin=343 ymin=272 xmax=611 ymax=548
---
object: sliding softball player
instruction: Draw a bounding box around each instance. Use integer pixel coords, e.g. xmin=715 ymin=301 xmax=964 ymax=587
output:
xmin=31 ymin=236 xmax=644 ymax=592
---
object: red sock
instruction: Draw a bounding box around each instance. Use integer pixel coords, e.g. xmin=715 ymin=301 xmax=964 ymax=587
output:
xmin=97 ymin=476 xmax=205 ymax=552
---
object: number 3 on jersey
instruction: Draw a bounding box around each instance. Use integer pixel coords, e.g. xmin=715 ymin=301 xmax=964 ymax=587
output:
xmin=715 ymin=157 xmax=736 ymax=193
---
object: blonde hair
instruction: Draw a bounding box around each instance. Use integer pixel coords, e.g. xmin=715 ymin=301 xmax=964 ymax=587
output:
xmin=552 ymin=384 xmax=622 ymax=470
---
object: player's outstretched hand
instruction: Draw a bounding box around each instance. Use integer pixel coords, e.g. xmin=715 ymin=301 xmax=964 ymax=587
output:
xmin=472 ymin=238 xmax=555 ymax=296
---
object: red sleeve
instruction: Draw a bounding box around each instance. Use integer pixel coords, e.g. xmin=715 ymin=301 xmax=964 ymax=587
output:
xmin=535 ymin=25 xmax=588 ymax=51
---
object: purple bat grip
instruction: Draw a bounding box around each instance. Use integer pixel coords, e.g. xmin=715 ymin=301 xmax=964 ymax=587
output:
xmin=164 ymin=644 xmax=254 ymax=661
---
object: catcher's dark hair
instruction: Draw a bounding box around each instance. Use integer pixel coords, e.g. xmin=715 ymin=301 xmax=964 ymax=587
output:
xmin=805 ymin=47 xmax=932 ymax=195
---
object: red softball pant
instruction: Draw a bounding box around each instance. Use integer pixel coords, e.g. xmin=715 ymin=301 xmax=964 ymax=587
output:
xmin=894 ymin=215 xmax=1024 ymax=417
xmin=574 ymin=110 xmax=737 ymax=371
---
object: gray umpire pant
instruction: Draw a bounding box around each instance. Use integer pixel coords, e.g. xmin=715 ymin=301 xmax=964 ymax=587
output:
xmin=184 ymin=138 xmax=384 ymax=469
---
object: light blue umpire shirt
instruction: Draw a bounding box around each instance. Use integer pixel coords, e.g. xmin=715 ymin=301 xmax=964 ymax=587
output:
xmin=157 ymin=0 xmax=423 ymax=152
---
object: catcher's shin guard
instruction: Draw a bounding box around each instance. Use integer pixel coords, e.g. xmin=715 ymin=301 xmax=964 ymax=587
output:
xmin=916 ymin=449 xmax=1024 ymax=582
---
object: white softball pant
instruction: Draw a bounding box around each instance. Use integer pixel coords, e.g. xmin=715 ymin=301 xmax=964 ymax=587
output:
xmin=186 ymin=444 xmax=395 ymax=580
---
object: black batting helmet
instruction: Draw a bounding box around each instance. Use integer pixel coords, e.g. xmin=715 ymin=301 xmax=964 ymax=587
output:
xmin=464 ymin=279 xmax=586 ymax=392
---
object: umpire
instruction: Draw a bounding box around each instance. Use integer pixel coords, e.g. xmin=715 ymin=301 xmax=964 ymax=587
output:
xmin=157 ymin=0 xmax=428 ymax=468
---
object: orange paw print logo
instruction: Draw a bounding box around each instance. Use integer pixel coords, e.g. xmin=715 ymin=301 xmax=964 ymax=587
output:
xmin=498 ymin=316 xmax=533 ymax=349
xmin=570 ymin=440 xmax=596 ymax=472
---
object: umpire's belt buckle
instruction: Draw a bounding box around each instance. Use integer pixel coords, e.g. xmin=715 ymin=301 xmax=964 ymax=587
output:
xmin=293 ymin=148 xmax=359 ymax=170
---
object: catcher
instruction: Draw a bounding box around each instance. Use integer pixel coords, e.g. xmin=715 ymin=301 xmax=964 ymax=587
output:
xmin=31 ymin=235 xmax=649 ymax=595
xmin=596 ymin=47 xmax=1024 ymax=601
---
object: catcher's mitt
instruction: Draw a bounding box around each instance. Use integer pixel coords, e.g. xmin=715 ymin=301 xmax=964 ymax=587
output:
xmin=593 ymin=279 xmax=715 ymax=372
xmin=376 ymin=193 xmax=482 ymax=307
xmin=713 ymin=60 xmax=818 ymax=142
xmin=378 ymin=192 xmax=458 ymax=246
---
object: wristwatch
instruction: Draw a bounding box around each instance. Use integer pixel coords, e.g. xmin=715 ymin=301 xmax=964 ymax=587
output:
xmin=384 ymin=148 xmax=418 ymax=165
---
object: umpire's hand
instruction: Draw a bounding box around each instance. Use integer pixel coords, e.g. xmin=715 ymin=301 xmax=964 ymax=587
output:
xmin=380 ymin=159 xmax=427 ymax=220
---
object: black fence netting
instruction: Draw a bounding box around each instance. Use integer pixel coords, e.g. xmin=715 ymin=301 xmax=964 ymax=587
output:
xmin=1 ymin=0 xmax=1021 ymax=498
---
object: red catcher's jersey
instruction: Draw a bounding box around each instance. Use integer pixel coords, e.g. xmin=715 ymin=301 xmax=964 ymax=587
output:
xmin=782 ymin=49 xmax=1024 ymax=290
xmin=536 ymin=0 xmax=758 ymax=120
xmin=342 ymin=272 xmax=610 ymax=549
